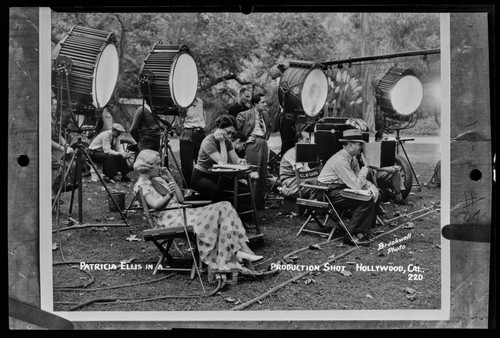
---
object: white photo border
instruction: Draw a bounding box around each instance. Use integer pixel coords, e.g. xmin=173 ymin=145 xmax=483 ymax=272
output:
xmin=39 ymin=8 xmax=451 ymax=322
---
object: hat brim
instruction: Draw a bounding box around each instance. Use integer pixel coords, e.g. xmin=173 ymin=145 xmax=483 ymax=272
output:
xmin=339 ymin=138 xmax=365 ymax=143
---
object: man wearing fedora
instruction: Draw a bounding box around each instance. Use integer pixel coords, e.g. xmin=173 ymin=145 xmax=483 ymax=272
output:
xmin=89 ymin=123 xmax=133 ymax=183
xmin=317 ymin=129 xmax=381 ymax=246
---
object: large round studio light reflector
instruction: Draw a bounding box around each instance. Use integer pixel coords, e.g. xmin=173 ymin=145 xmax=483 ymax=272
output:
xmin=390 ymin=74 xmax=423 ymax=115
xmin=377 ymin=67 xmax=423 ymax=117
xmin=140 ymin=44 xmax=199 ymax=111
xmin=170 ymin=53 xmax=199 ymax=108
xmin=52 ymin=26 xmax=119 ymax=110
xmin=301 ymin=69 xmax=329 ymax=116
xmin=94 ymin=44 xmax=120 ymax=108
xmin=278 ymin=61 xmax=328 ymax=117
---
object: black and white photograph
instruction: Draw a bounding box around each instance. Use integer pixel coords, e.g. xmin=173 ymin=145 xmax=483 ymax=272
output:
xmin=8 ymin=5 xmax=494 ymax=329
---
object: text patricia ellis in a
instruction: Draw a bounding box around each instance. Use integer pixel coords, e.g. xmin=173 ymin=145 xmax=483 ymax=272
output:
xmin=79 ymin=262 xmax=151 ymax=271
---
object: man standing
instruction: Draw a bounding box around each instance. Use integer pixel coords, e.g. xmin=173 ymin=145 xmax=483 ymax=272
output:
xmin=130 ymin=103 xmax=162 ymax=152
xmin=236 ymin=93 xmax=272 ymax=210
xmin=89 ymin=123 xmax=132 ymax=183
xmin=279 ymin=131 xmax=314 ymax=198
xmin=227 ymin=87 xmax=252 ymax=118
xmin=317 ymin=129 xmax=379 ymax=246
xmin=178 ymin=97 xmax=206 ymax=188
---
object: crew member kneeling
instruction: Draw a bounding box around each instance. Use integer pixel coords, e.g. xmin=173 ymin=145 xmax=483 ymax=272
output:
xmin=88 ymin=123 xmax=132 ymax=183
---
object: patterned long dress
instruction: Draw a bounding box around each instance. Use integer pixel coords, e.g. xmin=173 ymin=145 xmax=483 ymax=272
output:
xmin=134 ymin=177 xmax=251 ymax=272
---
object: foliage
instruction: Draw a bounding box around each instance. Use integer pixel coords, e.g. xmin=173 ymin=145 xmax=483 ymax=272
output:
xmin=51 ymin=11 xmax=440 ymax=132
xmin=324 ymin=67 xmax=364 ymax=118
xmin=407 ymin=116 xmax=440 ymax=135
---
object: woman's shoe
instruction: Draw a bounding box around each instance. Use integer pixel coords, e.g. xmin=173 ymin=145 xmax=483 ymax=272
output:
xmin=236 ymin=251 xmax=263 ymax=263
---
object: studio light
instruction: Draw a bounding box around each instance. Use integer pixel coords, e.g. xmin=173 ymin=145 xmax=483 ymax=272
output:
xmin=52 ymin=26 xmax=120 ymax=115
xmin=51 ymin=26 xmax=127 ymax=227
xmin=139 ymin=44 xmax=199 ymax=115
xmin=277 ymin=60 xmax=329 ymax=117
xmin=376 ymin=67 xmax=423 ymax=120
xmin=375 ymin=67 xmax=425 ymax=196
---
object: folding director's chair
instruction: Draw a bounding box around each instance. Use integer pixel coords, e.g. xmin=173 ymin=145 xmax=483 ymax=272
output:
xmin=137 ymin=186 xmax=209 ymax=277
xmin=296 ymin=176 xmax=381 ymax=244
xmin=294 ymin=165 xmax=345 ymax=242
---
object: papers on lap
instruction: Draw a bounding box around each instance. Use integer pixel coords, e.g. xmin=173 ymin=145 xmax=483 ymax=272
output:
xmin=343 ymin=188 xmax=371 ymax=196
xmin=212 ymin=164 xmax=250 ymax=171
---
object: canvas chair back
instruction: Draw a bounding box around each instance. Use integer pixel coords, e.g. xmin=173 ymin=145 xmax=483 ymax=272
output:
xmin=294 ymin=163 xmax=323 ymax=200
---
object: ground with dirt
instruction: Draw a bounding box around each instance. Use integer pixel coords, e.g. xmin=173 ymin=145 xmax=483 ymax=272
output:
xmin=51 ymin=137 xmax=441 ymax=312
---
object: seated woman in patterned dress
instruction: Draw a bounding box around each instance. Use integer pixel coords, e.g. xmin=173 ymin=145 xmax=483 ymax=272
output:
xmin=133 ymin=149 xmax=263 ymax=273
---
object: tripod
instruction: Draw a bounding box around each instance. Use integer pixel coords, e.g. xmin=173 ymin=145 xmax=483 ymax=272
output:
xmin=158 ymin=122 xmax=189 ymax=188
xmin=428 ymin=160 xmax=441 ymax=187
xmin=265 ymin=150 xmax=283 ymax=201
xmin=53 ymin=133 xmax=129 ymax=227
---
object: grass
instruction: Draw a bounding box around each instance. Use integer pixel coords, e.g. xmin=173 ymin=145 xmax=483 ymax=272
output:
xmin=51 ymin=142 xmax=441 ymax=312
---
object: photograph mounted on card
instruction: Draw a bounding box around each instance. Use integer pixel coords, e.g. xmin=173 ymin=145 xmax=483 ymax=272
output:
xmin=10 ymin=7 xmax=495 ymax=329
xmin=40 ymin=9 xmax=446 ymax=322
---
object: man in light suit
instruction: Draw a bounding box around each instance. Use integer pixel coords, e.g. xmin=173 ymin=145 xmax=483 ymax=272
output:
xmin=236 ymin=93 xmax=272 ymax=210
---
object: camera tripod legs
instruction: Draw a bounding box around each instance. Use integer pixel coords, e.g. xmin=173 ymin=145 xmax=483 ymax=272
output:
xmin=55 ymin=145 xmax=129 ymax=227
xmin=161 ymin=139 xmax=188 ymax=188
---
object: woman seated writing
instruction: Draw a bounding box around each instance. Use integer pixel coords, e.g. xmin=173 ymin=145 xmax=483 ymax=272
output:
xmin=133 ymin=149 xmax=263 ymax=273
xmin=190 ymin=115 xmax=248 ymax=202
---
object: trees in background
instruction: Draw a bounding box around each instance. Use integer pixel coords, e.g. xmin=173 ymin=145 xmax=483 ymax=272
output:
xmin=51 ymin=11 xmax=440 ymax=133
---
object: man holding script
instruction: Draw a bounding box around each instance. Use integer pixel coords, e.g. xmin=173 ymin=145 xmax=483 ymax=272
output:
xmin=317 ymin=129 xmax=380 ymax=246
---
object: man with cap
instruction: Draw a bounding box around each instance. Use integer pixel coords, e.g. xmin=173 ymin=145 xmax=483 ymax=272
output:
xmin=89 ymin=123 xmax=133 ymax=183
xmin=317 ymin=129 xmax=380 ymax=246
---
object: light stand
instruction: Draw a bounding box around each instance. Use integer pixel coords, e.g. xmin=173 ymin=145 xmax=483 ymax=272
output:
xmin=394 ymin=129 xmax=422 ymax=190
xmin=375 ymin=67 xmax=424 ymax=196
xmin=138 ymin=71 xmax=189 ymax=188
xmin=266 ymin=62 xmax=327 ymax=202
xmin=67 ymin=134 xmax=129 ymax=226
xmin=375 ymin=96 xmax=423 ymax=193
xmin=52 ymin=55 xmax=128 ymax=228
xmin=159 ymin=121 xmax=188 ymax=188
